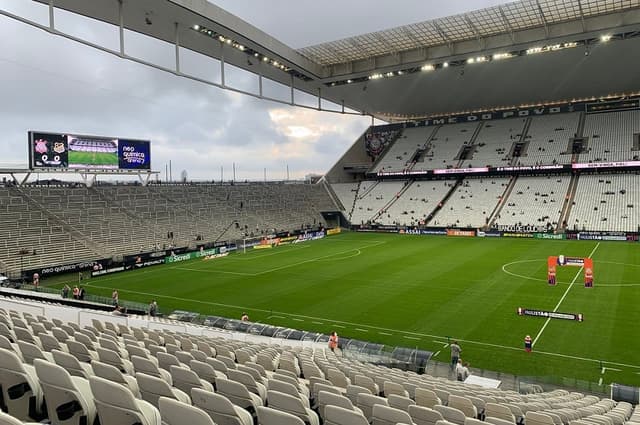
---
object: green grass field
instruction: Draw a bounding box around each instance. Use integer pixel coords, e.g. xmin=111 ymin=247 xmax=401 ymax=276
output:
xmin=68 ymin=150 xmax=118 ymax=167
xmin=49 ymin=232 xmax=640 ymax=387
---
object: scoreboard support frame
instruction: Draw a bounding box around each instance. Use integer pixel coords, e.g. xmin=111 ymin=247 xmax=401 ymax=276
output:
xmin=0 ymin=168 xmax=159 ymax=187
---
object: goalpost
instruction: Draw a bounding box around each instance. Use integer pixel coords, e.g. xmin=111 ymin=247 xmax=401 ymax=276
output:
xmin=547 ymin=255 xmax=594 ymax=287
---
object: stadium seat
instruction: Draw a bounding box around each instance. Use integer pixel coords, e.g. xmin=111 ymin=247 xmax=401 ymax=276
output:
xmin=136 ymin=372 xmax=190 ymax=408
xmin=371 ymin=404 xmax=416 ymax=425
xmin=257 ymin=406 xmax=305 ymax=425
xmin=131 ymin=355 xmax=172 ymax=384
xmin=265 ymin=390 xmax=319 ymax=425
xmin=0 ymin=410 xmax=40 ymax=425
xmin=169 ymin=365 xmax=214 ymax=395
xmin=227 ymin=368 xmax=267 ymax=403
xmin=65 ymin=340 xmax=98 ymax=363
xmin=324 ymin=405 xmax=369 ymax=425
xmin=409 ymin=405 xmax=444 ymax=425
xmin=0 ymin=348 xmax=44 ymax=421
xmin=191 ymin=387 xmax=253 ymax=425
xmin=485 ymin=403 xmax=517 ymax=424
xmin=215 ymin=377 xmax=263 ymax=415
xmin=434 ymin=405 xmax=467 ymax=425
xmin=415 ymin=388 xmax=442 ymax=408
xmin=38 ymin=333 xmax=67 ymax=354
xmin=267 ymin=379 xmax=309 ymax=408
xmin=91 ymin=360 xmax=141 ymax=398
xmin=383 ymin=381 xmax=410 ymax=398
xmin=317 ymin=390 xmax=363 ymax=419
xmin=388 ymin=393 xmax=416 ymax=412
xmin=356 ymin=393 xmax=389 ymax=422
xmin=16 ymin=341 xmax=52 ymax=365
xmin=448 ymin=395 xmax=478 ymax=418
xmin=90 ymin=375 xmax=161 ymax=425
xmin=158 ymin=396 xmax=215 ymax=425
xmin=33 ymin=359 xmax=97 ymax=425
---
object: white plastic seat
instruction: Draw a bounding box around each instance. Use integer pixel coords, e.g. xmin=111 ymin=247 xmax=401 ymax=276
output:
xmin=16 ymin=341 xmax=53 ymax=365
xmin=448 ymin=395 xmax=478 ymax=418
xmin=50 ymin=349 xmax=93 ymax=380
xmin=227 ymin=369 xmax=267 ymax=403
xmin=345 ymin=385 xmax=372 ymax=405
xmin=485 ymin=403 xmax=517 ymax=424
xmin=0 ymin=410 xmax=41 ymax=425
xmin=216 ymin=377 xmax=263 ymax=416
xmin=34 ymin=359 xmax=97 ymax=425
xmin=90 ymin=375 xmax=161 ymax=425
xmin=372 ymin=404 xmax=416 ymax=425
xmin=136 ymin=372 xmax=190 ymax=409
xmin=266 ymin=390 xmax=319 ymax=425
xmin=65 ymin=340 xmax=99 ymax=363
xmin=383 ymin=381 xmax=409 ymax=398
xmin=354 ymin=375 xmax=380 ymax=395
xmin=409 ymin=405 xmax=444 ymax=425
xmin=38 ymin=333 xmax=68 ymax=354
xmin=170 ymin=365 xmax=214 ymax=395
xmin=356 ymin=393 xmax=389 ymax=422
xmin=92 ymin=360 xmax=141 ymax=398
xmin=318 ymin=390 xmax=363 ymax=419
xmin=191 ymin=387 xmax=253 ymax=425
xmin=96 ymin=347 xmax=135 ymax=374
xmin=267 ymin=379 xmax=309 ymax=408
xmin=159 ymin=396 xmax=215 ymax=425
xmin=131 ymin=355 xmax=172 ymax=385
xmin=388 ymin=393 xmax=417 ymax=412
xmin=0 ymin=347 xmax=44 ymax=421
xmin=434 ymin=405 xmax=468 ymax=425
xmin=189 ymin=360 xmax=224 ymax=387
xmin=257 ymin=406 xmax=306 ymax=425
xmin=324 ymin=405 xmax=369 ymax=425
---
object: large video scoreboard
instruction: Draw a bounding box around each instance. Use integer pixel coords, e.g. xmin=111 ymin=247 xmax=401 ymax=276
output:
xmin=29 ymin=131 xmax=151 ymax=170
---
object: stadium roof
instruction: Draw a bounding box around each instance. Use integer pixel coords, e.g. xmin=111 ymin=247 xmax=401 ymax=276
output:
xmin=298 ymin=0 xmax=640 ymax=66
xmin=8 ymin=0 xmax=640 ymax=120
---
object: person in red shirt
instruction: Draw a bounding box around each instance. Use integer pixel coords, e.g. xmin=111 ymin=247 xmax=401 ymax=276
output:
xmin=328 ymin=331 xmax=338 ymax=352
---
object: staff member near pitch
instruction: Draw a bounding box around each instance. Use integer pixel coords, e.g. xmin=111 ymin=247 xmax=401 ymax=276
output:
xmin=524 ymin=335 xmax=532 ymax=352
xmin=450 ymin=341 xmax=461 ymax=370
xmin=328 ymin=332 xmax=338 ymax=353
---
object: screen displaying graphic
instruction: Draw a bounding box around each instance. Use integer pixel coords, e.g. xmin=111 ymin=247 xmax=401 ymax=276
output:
xmin=118 ymin=140 xmax=151 ymax=170
xmin=31 ymin=132 xmax=69 ymax=168
xmin=29 ymin=132 xmax=151 ymax=170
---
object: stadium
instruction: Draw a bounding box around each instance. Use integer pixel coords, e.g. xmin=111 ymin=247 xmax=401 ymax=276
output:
xmin=0 ymin=0 xmax=639 ymax=424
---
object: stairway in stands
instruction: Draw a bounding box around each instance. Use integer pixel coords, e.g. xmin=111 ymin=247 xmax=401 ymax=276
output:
xmin=557 ymin=173 xmax=580 ymax=232
xmin=487 ymin=175 xmax=519 ymax=229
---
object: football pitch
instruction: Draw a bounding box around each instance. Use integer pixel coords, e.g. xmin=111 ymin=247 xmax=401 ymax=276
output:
xmin=68 ymin=150 xmax=118 ymax=167
xmin=52 ymin=232 xmax=640 ymax=387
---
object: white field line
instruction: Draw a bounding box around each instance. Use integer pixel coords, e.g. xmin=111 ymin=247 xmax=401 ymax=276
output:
xmin=173 ymin=241 xmax=385 ymax=277
xmin=532 ymin=242 xmax=600 ymax=347
xmin=81 ymin=281 xmax=640 ymax=370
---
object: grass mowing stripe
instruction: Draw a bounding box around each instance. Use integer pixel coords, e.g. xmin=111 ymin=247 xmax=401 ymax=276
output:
xmin=532 ymin=242 xmax=600 ymax=347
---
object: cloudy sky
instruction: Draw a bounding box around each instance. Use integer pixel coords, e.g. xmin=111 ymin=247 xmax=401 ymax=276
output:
xmin=0 ymin=0 xmax=510 ymax=181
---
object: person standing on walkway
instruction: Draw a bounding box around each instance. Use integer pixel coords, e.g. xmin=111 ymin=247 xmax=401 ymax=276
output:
xmin=328 ymin=331 xmax=339 ymax=353
xmin=450 ymin=340 xmax=462 ymax=370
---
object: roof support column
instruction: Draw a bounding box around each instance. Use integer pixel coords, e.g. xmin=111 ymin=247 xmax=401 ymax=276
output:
xmin=220 ymin=41 xmax=225 ymax=87
xmin=290 ymin=73 xmax=294 ymax=105
xmin=174 ymin=22 xmax=180 ymax=74
xmin=317 ymin=88 xmax=321 ymax=111
xmin=118 ymin=0 xmax=125 ymax=56
xmin=48 ymin=0 xmax=54 ymax=30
